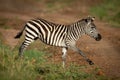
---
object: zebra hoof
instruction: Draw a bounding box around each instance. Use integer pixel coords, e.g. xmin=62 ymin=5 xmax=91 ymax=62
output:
xmin=89 ymin=61 xmax=94 ymax=65
xmin=87 ymin=59 xmax=94 ymax=65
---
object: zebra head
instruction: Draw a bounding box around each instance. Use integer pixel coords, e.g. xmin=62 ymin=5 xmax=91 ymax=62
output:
xmin=84 ymin=16 xmax=102 ymax=41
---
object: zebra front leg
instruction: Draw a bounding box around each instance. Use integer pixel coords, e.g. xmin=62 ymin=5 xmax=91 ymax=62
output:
xmin=78 ymin=49 xmax=94 ymax=65
xmin=62 ymin=47 xmax=68 ymax=68
xmin=69 ymin=46 xmax=94 ymax=65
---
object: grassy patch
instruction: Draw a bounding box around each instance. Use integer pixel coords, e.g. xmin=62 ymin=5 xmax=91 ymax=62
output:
xmin=0 ymin=42 xmax=114 ymax=80
xmin=0 ymin=43 xmax=40 ymax=80
xmin=0 ymin=32 xmax=4 ymax=42
xmin=90 ymin=0 xmax=120 ymax=28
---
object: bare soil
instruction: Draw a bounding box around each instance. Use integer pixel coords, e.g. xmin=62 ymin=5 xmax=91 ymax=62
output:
xmin=0 ymin=0 xmax=120 ymax=78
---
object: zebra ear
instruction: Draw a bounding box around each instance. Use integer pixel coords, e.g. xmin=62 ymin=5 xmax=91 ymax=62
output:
xmin=91 ymin=17 xmax=95 ymax=21
xmin=85 ymin=16 xmax=95 ymax=23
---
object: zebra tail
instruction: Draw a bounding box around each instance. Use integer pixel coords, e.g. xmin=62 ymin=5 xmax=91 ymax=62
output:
xmin=14 ymin=31 xmax=23 ymax=39
xmin=14 ymin=25 xmax=26 ymax=39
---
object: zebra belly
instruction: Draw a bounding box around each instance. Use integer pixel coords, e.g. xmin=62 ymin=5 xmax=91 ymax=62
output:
xmin=40 ymin=40 xmax=66 ymax=47
xmin=39 ymin=33 xmax=66 ymax=47
xmin=41 ymin=38 xmax=66 ymax=47
xmin=53 ymin=40 xmax=66 ymax=47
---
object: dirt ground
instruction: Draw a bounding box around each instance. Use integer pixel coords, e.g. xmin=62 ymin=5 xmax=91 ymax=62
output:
xmin=0 ymin=0 xmax=120 ymax=78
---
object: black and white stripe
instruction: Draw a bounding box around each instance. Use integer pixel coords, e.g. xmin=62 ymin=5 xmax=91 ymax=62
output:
xmin=15 ymin=16 xmax=102 ymax=67
xmin=25 ymin=19 xmax=68 ymax=47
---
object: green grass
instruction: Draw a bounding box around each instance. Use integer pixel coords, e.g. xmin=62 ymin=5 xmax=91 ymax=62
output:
xmin=0 ymin=41 xmax=114 ymax=80
xmin=90 ymin=0 xmax=120 ymax=28
xmin=0 ymin=32 xmax=4 ymax=43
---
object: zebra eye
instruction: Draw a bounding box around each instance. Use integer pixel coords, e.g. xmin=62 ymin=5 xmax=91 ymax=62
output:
xmin=90 ymin=31 xmax=93 ymax=33
xmin=91 ymin=27 xmax=95 ymax=29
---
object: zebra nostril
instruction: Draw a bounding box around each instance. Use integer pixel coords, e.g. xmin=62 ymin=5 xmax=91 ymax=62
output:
xmin=95 ymin=34 xmax=102 ymax=41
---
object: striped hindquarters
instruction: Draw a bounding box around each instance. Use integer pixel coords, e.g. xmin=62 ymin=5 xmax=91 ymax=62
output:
xmin=24 ymin=18 xmax=68 ymax=47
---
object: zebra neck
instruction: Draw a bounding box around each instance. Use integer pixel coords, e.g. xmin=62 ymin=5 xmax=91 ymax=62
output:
xmin=67 ymin=23 xmax=86 ymax=41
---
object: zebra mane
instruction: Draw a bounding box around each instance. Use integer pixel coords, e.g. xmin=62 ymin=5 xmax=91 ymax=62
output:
xmin=67 ymin=18 xmax=87 ymax=27
xmin=36 ymin=18 xmax=87 ymax=28
xmin=77 ymin=18 xmax=86 ymax=23
xmin=37 ymin=18 xmax=59 ymax=26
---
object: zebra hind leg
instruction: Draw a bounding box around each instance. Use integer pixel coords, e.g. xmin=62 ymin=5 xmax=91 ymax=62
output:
xmin=18 ymin=41 xmax=27 ymax=57
xmin=14 ymin=41 xmax=26 ymax=60
xmin=18 ymin=39 xmax=35 ymax=57
xmin=18 ymin=42 xmax=25 ymax=57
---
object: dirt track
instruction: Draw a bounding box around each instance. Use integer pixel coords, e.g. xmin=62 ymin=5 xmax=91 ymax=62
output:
xmin=0 ymin=0 xmax=120 ymax=78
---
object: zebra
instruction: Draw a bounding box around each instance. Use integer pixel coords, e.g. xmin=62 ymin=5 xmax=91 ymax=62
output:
xmin=15 ymin=16 xmax=102 ymax=67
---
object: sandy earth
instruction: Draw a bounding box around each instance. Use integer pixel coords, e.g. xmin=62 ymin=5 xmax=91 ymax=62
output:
xmin=0 ymin=0 xmax=120 ymax=78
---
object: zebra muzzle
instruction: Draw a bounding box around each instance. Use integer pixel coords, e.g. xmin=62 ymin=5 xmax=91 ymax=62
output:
xmin=95 ymin=34 xmax=102 ymax=41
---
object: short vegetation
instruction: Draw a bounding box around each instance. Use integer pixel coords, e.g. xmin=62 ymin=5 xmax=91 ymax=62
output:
xmin=0 ymin=41 xmax=111 ymax=80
